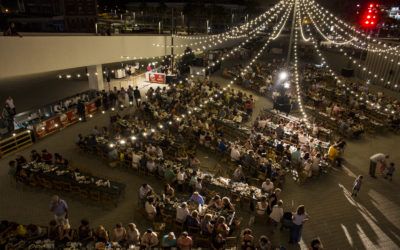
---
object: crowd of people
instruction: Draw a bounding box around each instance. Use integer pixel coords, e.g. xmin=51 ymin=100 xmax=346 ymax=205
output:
xmin=223 ymin=59 xmax=400 ymax=139
xmin=301 ymin=65 xmax=400 ymax=136
xmin=65 ymin=77 xmax=334 ymax=249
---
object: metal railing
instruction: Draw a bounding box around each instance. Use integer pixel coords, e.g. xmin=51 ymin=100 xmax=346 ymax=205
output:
xmin=0 ymin=130 xmax=33 ymax=159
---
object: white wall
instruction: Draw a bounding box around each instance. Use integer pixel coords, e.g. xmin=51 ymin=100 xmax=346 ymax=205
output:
xmin=0 ymin=35 xmax=243 ymax=79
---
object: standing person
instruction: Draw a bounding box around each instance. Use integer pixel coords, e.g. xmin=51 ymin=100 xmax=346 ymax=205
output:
xmin=133 ymin=86 xmax=141 ymax=107
xmin=369 ymin=153 xmax=389 ymax=178
xmin=77 ymin=99 xmax=86 ymax=121
xmin=2 ymin=104 xmax=14 ymax=133
xmin=289 ymin=205 xmax=309 ymax=245
xmin=5 ymin=96 xmax=16 ymax=116
xmin=128 ymin=85 xmax=134 ymax=105
xmin=49 ymin=195 xmax=69 ymax=226
xmin=351 ymin=175 xmax=363 ymax=197
xmin=384 ymin=162 xmax=396 ymax=181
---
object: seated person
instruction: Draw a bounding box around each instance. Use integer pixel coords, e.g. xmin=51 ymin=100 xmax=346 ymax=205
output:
xmin=141 ymin=229 xmax=159 ymax=248
xmin=139 ymin=184 xmax=153 ymax=201
xmin=94 ymin=225 xmax=109 ymax=243
xmin=212 ymin=233 xmax=227 ymax=249
xmin=162 ymin=232 xmax=177 ymax=248
xmin=241 ymin=228 xmax=255 ymax=249
xmin=230 ymin=146 xmax=241 ymax=162
xmin=164 ymin=166 xmax=176 ymax=184
xmin=258 ymin=235 xmax=272 ymax=250
xmin=189 ymin=191 xmax=205 ymax=206
xmin=177 ymin=231 xmax=193 ymax=250
xmin=214 ymin=216 xmax=230 ymax=237
xmin=176 ymin=202 xmax=190 ymax=223
xmin=26 ymin=224 xmax=44 ymax=240
xmin=112 ymin=223 xmax=127 ymax=244
xmin=164 ymin=183 xmax=175 ymax=199
xmin=126 ymin=223 xmax=140 ymax=246
xmin=78 ymin=219 xmax=93 ymax=245
xmin=185 ymin=210 xmax=200 ymax=229
xmin=57 ymin=224 xmax=74 ymax=245
xmin=200 ymin=214 xmax=214 ymax=236
xmin=208 ymin=195 xmax=223 ymax=210
xmin=232 ymin=165 xmax=245 ymax=182
xmin=54 ymin=153 xmax=68 ymax=168
xmin=221 ymin=197 xmax=235 ymax=212
xmin=41 ymin=150 xmax=53 ymax=164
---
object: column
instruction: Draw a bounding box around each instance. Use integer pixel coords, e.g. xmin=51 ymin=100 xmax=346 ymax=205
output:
xmin=87 ymin=65 xmax=104 ymax=91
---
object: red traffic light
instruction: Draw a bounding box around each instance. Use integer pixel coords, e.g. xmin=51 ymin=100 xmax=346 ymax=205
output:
xmin=361 ymin=3 xmax=379 ymax=28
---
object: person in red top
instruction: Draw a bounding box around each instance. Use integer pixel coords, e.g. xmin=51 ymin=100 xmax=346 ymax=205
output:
xmin=41 ymin=150 xmax=53 ymax=164
xmin=177 ymin=231 xmax=192 ymax=250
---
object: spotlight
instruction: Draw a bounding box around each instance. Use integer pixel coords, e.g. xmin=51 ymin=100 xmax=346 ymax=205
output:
xmin=279 ymin=71 xmax=288 ymax=81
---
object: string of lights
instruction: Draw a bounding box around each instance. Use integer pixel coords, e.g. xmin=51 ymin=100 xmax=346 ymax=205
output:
xmin=172 ymin=0 xmax=287 ymax=41
xmin=293 ymin=0 xmax=308 ymax=123
xmin=103 ymin=10 xmax=292 ymax=140
xmin=305 ymin=5 xmax=355 ymax=45
xmin=305 ymin=27 xmax=396 ymax=115
xmin=198 ymin=7 xmax=288 ymax=76
xmin=297 ymin=4 xmax=310 ymax=42
xmin=195 ymin=0 xmax=293 ymax=85
xmin=152 ymin=1 xmax=288 ymax=48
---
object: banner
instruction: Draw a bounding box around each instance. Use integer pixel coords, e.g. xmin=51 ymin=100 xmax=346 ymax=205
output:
xmin=85 ymin=102 xmax=97 ymax=114
xmin=149 ymin=73 xmax=166 ymax=84
xmin=35 ymin=116 xmax=61 ymax=138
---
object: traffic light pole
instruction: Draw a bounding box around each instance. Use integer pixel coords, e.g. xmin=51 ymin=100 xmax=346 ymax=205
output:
xmin=286 ymin=0 xmax=297 ymax=66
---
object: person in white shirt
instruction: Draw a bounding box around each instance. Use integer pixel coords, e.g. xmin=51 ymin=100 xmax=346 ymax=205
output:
xmin=369 ymin=153 xmax=389 ymax=178
xmin=139 ymin=184 xmax=152 ymax=200
xmin=145 ymin=197 xmax=157 ymax=220
xmin=146 ymin=158 xmax=156 ymax=173
xmin=256 ymin=196 xmax=269 ymax=216
xmin=177 ymin=168 xmax=186 ymax=184
xmin=176 ymin=202 xmax=190 ymax=223
xmin=303 ymin=160 xmax=313 ymax=178
xmin=269 ymin=200 xmax=284 ymax=230
xmin=261 ymin=179 xmax=274 ymax=193
xmin=311 ymin=154 xmax=321 ymax=175
xmin=230 ymin=146 xmax=241 ymax=162
xmin=131 ymin=151 xmax=142 ymax=169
